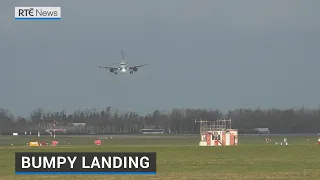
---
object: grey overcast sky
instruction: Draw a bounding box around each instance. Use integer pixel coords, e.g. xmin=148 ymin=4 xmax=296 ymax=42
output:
xmin=1 ymin=0 xmax=320 ymax=117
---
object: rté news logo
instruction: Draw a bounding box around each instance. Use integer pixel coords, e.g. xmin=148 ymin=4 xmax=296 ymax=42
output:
xmin=15 ymin=7 xmax=61 ymax=20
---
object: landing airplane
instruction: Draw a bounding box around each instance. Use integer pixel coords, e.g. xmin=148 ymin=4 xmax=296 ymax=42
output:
xmin=99 ymin=49 xmax=148 ymax=74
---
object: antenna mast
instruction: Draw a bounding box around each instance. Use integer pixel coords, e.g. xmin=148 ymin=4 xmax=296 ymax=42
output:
xmin=195 ymin=119 xmax=212 ymax=135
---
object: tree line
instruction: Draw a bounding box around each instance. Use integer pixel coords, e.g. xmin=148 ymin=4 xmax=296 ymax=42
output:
xmin=0 ymin=107 xmax=319 ymax=135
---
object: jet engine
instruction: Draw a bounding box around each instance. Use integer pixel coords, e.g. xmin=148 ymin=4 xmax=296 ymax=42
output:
xmin=109 ymin=68 xmax=114 ymax=72
xmin=133 ymin=67 xmax=138 ymax=72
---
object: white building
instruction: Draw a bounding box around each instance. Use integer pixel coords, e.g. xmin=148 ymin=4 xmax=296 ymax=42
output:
xmin=253 ymin=128 xmax=270 ymax=134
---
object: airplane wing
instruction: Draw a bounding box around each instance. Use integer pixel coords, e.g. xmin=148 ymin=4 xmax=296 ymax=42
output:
xmin=127 ymin=64 xmax=148 ymax=69
xmin=98 ymin=66 xmax=120 ymax=70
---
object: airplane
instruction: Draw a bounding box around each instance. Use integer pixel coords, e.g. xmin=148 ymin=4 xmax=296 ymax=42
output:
xmin=98 ymin=49 xmax=148 ymax=74
xmin=45 ymin=129 xmax=67 ymax=133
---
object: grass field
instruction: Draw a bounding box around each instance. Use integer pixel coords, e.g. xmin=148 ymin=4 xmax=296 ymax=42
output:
xmin=1 ymin=134 xmax=320 ymax=180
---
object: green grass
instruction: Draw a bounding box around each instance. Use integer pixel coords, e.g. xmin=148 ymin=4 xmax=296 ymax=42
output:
xmin=0 ymin=134 xmax=320 ymax=180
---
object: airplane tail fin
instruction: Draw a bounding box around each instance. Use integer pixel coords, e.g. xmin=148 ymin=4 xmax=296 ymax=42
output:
xmin=121 ymin=49 xmax=124 ymax=60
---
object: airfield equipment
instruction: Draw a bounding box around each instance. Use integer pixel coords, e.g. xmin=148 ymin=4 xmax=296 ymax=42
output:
xmin=95 ymin=139 xmax=102 ymax=146
xmin=195 ymin=118 xmax=238 ymax=146
xmin=52 ymin=141 xmax=58 ymax=146
xmin=28 ymin=142 xmax=40 ymax=147
xmin=275 ymin=138 xmax=288 ymax=146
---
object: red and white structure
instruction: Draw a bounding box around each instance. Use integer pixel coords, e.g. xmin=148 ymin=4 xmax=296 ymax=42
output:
xmin=196 ymin=119 xmax=238 ymax=147
xmin=95 ymin=139 xmax=102 ymax=146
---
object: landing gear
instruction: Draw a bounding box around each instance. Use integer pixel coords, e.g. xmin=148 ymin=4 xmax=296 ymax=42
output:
xmin=114 ymin=72 xmax=118 ymax=75
xmin=130 ymin=71 xmax=133 ymax=74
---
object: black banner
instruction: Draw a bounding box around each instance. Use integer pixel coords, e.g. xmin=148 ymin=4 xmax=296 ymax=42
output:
xmin=15 ymin=152 xmax=156 ymax=175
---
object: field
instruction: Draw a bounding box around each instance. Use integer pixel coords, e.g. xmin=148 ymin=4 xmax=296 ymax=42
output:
xmin=1 ymin=134 xmax=320 ymax=180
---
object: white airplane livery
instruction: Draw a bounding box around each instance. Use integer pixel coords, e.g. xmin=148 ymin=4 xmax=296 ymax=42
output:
xmin=99 ymin=49 xmax=148 ymax=74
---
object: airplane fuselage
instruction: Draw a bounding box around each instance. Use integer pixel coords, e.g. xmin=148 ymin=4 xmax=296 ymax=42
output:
xmin=120 ymin=60 xmax=127 ymax=73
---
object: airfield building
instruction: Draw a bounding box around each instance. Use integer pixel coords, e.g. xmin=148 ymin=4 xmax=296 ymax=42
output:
xmin=195 ymin=118 xmax=238 ymax=147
